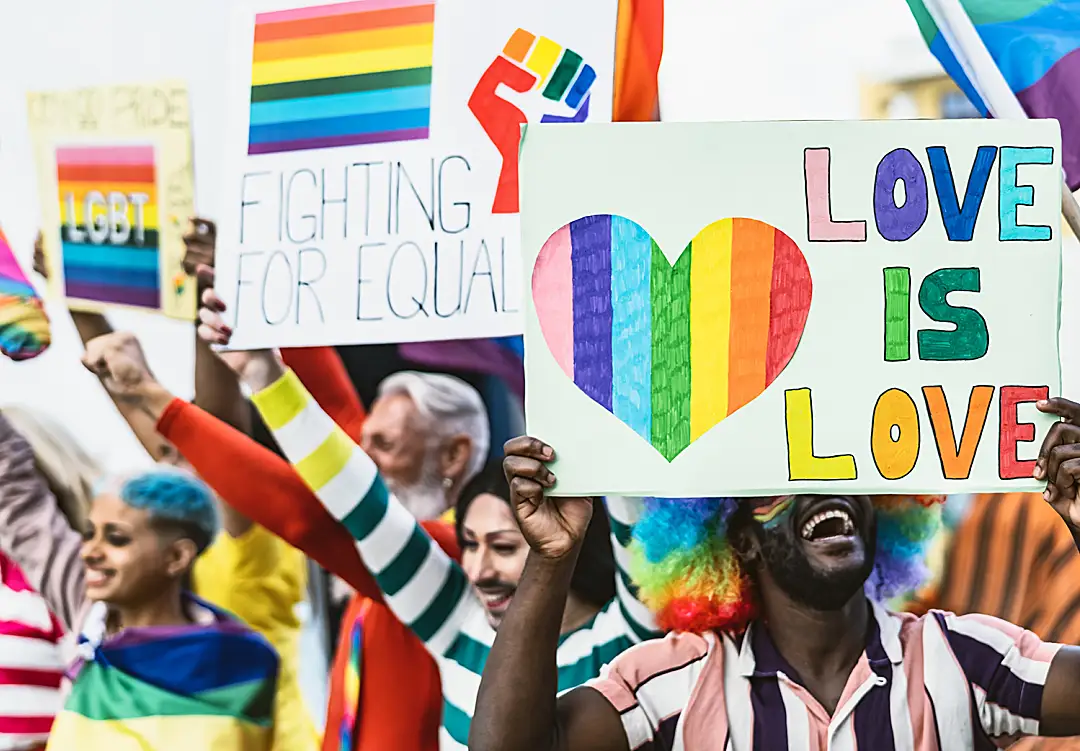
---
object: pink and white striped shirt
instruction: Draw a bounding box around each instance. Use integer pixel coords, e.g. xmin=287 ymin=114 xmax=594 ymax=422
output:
xmin=587 ymin=601 xmax=1063 ymax=751
xmin=0 ymin=553 xmax=65 ymax=750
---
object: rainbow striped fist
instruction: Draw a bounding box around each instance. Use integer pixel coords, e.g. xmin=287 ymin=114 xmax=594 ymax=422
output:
xmin=0 ymin=228 xmax=51 ymax=361
xmin=468 ymin=29 xmax=596 ymax=215
xmin=532 ymin=215 xmax=813 ymax=462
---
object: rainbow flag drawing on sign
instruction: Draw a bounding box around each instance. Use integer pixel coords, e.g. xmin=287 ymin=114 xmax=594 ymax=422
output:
xmin=56 ymin=145 xmax=160 ymax=309
xmin=248 ymin=0 xmax=435 ymax=155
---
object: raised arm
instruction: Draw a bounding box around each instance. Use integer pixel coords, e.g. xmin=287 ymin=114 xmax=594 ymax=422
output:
xmin=0 ymin=412 xmax=87 ymax=632
xmin=80 ymin=331 xmax=379 ymax=598
xmin=470 ymin=436 xmax=629 ymax=751
xmin=156 ymin=398 xmax=377 ymax=596
xmin=280 ymin=346 xmax=366 ymax=441
xmin=248 ymin=363 xmax=474 ymax=655
xmin=605 ymin=496 xmax=659 ymax=643
xmin=1031 ymin=395 xmax=1080 ymax=734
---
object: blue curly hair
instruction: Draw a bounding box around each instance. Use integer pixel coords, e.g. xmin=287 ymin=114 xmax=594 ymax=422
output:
xmin=101 ymin=467 xmax=219 ymax=553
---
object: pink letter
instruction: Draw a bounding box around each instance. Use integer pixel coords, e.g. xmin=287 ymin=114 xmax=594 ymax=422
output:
xmin=804 ymin=148 xmax=867 ymax=242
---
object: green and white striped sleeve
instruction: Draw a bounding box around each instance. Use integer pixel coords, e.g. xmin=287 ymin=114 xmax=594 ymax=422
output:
xmin=605 ymin=496 xmax=660 ymax=643
xmin=251 ymin=368 xmax=474 ymax=656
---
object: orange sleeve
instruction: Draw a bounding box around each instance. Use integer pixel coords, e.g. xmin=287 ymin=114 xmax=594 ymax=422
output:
xmin=281 ymin=347 xmax=366 ymax=441
xmin=614 ymin=0 xmax=664 ymax=122
xmin=157 ymin=397 xmax=382 ymax=599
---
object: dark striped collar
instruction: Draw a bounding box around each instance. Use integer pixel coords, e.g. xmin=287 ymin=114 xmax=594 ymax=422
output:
xmin=735 ymin=599 xmax=904 ymax=679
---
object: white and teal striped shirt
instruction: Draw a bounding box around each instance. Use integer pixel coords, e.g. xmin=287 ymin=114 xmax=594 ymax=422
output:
xmin=252 ymin=369 xmax=659 ymax=751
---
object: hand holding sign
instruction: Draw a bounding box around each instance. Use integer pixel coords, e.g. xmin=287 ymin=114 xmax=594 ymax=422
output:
xmin=468 ymin=29 xmax=596 ymax=214
xmin=1036 ymin=398 xmax=1080 ymax=529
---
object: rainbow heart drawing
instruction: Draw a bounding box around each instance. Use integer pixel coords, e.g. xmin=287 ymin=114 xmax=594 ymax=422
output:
xmin=532 ymin=215 xmax=813 ymax=461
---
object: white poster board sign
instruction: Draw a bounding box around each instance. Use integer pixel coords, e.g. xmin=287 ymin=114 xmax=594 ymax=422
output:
xmin=521 ymin=120 xmax=1062 ymax=497
xmin=215 ymin=0 xmax=618 ymax=348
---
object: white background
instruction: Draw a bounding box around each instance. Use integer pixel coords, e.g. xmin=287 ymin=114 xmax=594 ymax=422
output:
xmin=522 ymin=120 xmax=1062 ymax=496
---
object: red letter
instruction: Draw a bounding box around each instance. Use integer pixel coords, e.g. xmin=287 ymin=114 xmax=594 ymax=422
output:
xmin=999 ymin=385 xmax=1049 ymax=479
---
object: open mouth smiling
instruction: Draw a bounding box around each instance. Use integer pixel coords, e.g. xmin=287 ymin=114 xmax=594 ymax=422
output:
xmin=797 ymin=498 xmax=860 ymax=544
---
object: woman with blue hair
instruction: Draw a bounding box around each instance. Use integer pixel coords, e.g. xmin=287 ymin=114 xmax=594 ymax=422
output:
xmin=0 ymin=413 xmax=279 ymax=750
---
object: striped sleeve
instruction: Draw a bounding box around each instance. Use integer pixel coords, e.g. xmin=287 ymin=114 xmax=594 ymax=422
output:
xmin=938 ymin=611 xmax=1063 ymax=738
xmin=251 ymin=368 xmax=472 ymax=656
xmin=585 ymin=631 xmax=709 ymax=751
xmin=605 ymin=496 xmax=660 ymax=643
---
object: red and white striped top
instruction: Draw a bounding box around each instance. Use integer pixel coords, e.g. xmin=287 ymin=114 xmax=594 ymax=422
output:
xmin=587 ymin=601 xmax=1063 ymax=750
xmin=0 ymin=552 xmax=65 ymax=750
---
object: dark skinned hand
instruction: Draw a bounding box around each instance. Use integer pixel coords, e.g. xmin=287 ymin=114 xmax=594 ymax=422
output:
xmin=1035 ymin=397 xmax=1080 ymax=529
xmin=502 ymin=436 xmax=595 ymax=560
xmin=181 ymin=217 xmax=216 ymax=277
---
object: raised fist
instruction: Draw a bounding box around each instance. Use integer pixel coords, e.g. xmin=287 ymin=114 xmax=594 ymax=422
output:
xmin=82 ymin=331 xmax=156 ymax=399
xmin=468 ymin=29 xmax=596 ymax=214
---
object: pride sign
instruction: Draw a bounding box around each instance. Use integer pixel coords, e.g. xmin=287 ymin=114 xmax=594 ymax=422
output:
xmin=520 ymin=120 xmax=1062 ymax=497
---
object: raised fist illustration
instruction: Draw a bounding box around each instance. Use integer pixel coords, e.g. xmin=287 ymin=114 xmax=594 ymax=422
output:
xmin=468 ymin=29 xmax=596 ymax=214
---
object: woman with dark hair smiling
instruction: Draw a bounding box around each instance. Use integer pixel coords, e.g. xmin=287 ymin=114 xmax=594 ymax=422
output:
xmin=455 ymin=462 xmax=616 ymax=629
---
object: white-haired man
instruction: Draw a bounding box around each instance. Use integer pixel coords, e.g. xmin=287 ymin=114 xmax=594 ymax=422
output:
xmin=361 ymin=371 xmax=490 ymax=521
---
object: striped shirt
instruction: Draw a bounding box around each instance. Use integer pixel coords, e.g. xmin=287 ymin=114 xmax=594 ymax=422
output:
xmin=588 ymin=600 xmax=1063 ymax=750
xmin=0 ymin=553 xmax=66 ymax=751
xmin=251 ymin=370 xmax=658 ymax=751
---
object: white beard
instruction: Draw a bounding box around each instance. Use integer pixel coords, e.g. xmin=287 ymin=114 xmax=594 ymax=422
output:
xmin=388 ymin=462 xmax=449 ymax=521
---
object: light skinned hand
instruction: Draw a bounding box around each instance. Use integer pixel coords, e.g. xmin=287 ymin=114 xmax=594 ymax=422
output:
xmin=195 ymin=265 xmax=283 ymax=391
xmin=81 ymin=331 xmax=157 ymax=399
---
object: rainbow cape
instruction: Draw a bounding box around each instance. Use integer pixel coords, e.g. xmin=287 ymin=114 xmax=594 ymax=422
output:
xmin=0 ymin=227 xmax=50 ymax=361
xmin=47 ymin=597 xmax=278 ymax=751
xmin=906 ymin=0 xmax=1080 ymax=189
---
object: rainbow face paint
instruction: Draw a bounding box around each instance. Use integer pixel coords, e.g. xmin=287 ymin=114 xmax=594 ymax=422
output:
xmin=752 ymin=495 xmax=795 ymax=529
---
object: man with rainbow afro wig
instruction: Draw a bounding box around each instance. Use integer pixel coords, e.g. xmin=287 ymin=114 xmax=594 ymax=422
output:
xmin=470 ymin=405 xmax=1080 ymax=750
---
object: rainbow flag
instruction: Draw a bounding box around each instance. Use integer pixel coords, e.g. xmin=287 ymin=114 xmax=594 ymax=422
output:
xmin=47 ymin=598 xmax=278 ymax=751
xmin=907 ymin=0 xmax=1080 ymax=189
xmin=56 ymin=145 xmax=161 ymax=309
xmin=248 ymin=0 xmax=435 ymax=155
xmin=0 ymin=226 xmax=50 ymax=361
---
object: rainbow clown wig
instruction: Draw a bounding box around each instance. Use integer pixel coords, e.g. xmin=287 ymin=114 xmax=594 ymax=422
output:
xmin=628 ymin=494 xmax=945 ymax=633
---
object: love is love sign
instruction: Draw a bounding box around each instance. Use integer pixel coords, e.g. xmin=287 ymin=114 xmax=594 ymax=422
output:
xmin=521 ymin=121 xmax=1062 ymax=497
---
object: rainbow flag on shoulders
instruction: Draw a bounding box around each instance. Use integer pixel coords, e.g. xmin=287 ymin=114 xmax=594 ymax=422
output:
xmin=907 ymin=0 xmax=1080 ymax=189
xmin=47 ymin=597 xmax=278 ymax=751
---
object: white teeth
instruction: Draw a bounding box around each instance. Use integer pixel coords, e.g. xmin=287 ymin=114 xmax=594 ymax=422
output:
xmin=801 ymin=509 xmax=855 ymax=540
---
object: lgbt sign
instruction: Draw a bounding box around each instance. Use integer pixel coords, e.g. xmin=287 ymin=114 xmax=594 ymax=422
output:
xmin=216 ymin=0 xmax=618 ymax=349
xmin=520 ymin=120 xmax=1063 ymax=496
xmin=28 ymin=82 xmax=196 ymax=319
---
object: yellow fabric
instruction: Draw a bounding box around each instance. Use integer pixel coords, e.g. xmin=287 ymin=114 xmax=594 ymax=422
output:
xmin=252 ymin=369 xmax=308 ymax=430
xmin=194 ymin=525 xmax=317 ymax=751
xmin=48 ymin=710 xmax=272 ymax=751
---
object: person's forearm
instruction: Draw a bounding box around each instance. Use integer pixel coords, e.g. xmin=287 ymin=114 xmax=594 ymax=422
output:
xmin=70 ymin=310 xmax=113 ymax=346
xmin=193 ymin=337 xmax=253 ymax=535
xmin=470 ymin=550 xmax=579 ymax=751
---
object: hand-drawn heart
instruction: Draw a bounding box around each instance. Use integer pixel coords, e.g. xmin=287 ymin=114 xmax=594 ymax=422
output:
xmin=532 ymin=215 xmax=813 ymax=461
